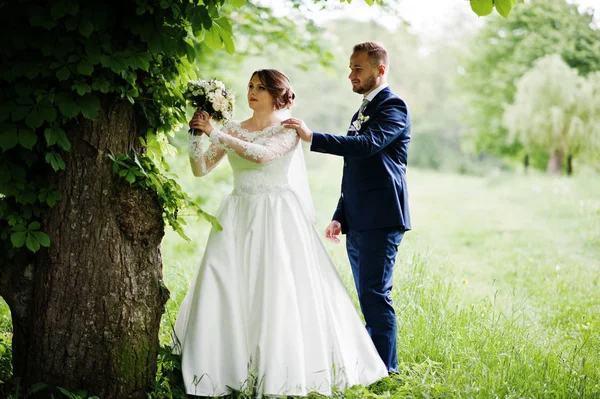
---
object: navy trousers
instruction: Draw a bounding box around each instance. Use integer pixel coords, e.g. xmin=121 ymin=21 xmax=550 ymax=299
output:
xmin=346 ymin=228 xmax=404 ymax=373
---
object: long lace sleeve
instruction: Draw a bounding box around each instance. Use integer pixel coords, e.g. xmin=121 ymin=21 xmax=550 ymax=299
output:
xmin=209 ymin=127 xmax=299 ymax=164
xmin=189 ymin=135 xmax=227 ymax=176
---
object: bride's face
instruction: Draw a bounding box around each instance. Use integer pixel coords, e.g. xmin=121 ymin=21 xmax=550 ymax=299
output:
xmin=247 ymin=75 xmax=275 ymax=111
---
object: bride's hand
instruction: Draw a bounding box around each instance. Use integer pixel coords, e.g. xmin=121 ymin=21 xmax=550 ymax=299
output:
xmin=189 ymin=111 xmax=214 ymax=136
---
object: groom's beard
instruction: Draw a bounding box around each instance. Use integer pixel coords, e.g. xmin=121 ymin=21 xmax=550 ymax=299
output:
xmin=353 ymin=75 xmax=377 ymax=95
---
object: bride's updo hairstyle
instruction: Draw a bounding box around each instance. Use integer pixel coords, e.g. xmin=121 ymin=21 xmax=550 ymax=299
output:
xmin=251 ymin=69 xmax=296 ymax=110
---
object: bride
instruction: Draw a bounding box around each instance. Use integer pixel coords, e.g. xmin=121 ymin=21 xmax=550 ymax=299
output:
xmin=174 ymin=69 xmax=388 ymax=397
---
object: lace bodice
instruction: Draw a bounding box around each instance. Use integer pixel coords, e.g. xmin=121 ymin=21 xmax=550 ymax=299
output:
xmin=223 ymin=121 xmax=298 ymax=194
xmin=189 ymin=120 xmax=300 ymax=195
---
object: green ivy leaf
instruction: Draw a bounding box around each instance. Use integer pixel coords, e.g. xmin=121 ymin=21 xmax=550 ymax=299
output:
xmin=495 ymin=0 xmax=514 ymax=18
xmin=85 ymin=36 xmax=102 ymax=65
xmin=57 ymin=66 xmax=71 ymax=81
xmin=470 ymin=0 xmax=494 ymax=16
xmin=198 ymin=209 xmax=223 ymax=231
xmin=92 ymin=80 xmax=111 ymax=93
xmin=205 ymin=18 xmax=235 ymax=54
xmin=47 ymin=190 xmax=62 ymax=207
xmin=31 ymin=231 xmax=50 ymax=247
xmin=78 ymin=94 xmax=101 ymax=120
xmin=19 ymin=127 xmax=37 ymax=149
xmin=30 ymin=7 xmax=58 ymax=30
xmin=229 ymin=0 xmax=246 ymax=7
xmin=79 ymin=19 xmax=94 ymax=37
xmin=25 ymin=108 xmax=43 ymax=129
xmin=12 ymin=105 xmax=32 ymax=122
xmin=72 ymin=82 xmax=92 ymax=96
xmin=12 ymin=223 xmax=26 ymax=232
xmin=45 ymin=152 xmax=66 ymax=171
xmin=55 ymin=93 xmax=80 ymax=118
xmin=51 ymin=3 xmax=68 ymax=20
xmin=125 ymin=171 xmax=136 ymax=184
xmin=0 ymin=103 xmax=12 ymax=123
xmin=77 ymin=59 xmax=94 ymax=76
xmin=132 ymin=53 xmax=151 ymax=71
xmin=0 ymin=126 xmax=18 ymax=151
xmin=190 ymin=7 xmax=208 ymax=36
xmin=203 ymin=26 xmax=222 ymax=51
xmin=44 ymin=126 xmax=61 ymax=146
xmin=101 ymin=54 xmax=128 ymax=73
xmin=39 ymin=106 xmax=57 ymax=123
xmin=23 ymin=63 xmax=42 ymax=79
xmin=26 ymin=232 xmax=41 ymax=252
xmin=11 ymin=231 xmax=26 ymax=248
xmin=57 ymin=130 xmax=71 ymax=151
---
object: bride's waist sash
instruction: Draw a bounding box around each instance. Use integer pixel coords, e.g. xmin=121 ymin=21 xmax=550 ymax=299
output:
xmin=231 ymin=184 xmax=292 ymax=196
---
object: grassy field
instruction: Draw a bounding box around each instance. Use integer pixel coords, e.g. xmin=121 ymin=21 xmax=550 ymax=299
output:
xmin=1 ymin=152 xmax=599 ymax=398
xmin=160 ymin=152 xmax=600 ymax=398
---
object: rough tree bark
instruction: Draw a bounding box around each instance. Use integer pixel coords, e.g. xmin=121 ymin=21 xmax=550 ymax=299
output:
xmin=13 ymin=99 xmax=169 ymax=398
xmin=547 ymin=149 xmax=564 ymax=175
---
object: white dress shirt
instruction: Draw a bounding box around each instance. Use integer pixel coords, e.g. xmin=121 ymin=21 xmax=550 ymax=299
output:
xmin=364 ymin=83 xmax=389 ymax=103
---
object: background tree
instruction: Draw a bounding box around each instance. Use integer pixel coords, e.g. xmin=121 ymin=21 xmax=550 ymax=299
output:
xmin=459 ymin=0 xmax=600 ymax=170
xmin=503 ymin=54 xmax=600 ymax=175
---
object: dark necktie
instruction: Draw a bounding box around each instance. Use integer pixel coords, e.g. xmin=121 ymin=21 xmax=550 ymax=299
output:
xmin=358 ymin=98 xmax=369 ymax=115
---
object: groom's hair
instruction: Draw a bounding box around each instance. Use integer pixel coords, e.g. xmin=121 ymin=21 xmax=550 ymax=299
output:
xmin=353 ymin=42 xmax=389 ymax=68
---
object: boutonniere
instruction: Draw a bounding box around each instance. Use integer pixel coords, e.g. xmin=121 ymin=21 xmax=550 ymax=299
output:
xmin=352 ymin=113 xmax=370 ymax=131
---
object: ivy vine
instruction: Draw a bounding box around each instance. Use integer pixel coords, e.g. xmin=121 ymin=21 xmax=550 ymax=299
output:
xmin=1 ymin=0 xmax=241 ymax=255
xmin=108 ymin=146 xmax=222 ymax=241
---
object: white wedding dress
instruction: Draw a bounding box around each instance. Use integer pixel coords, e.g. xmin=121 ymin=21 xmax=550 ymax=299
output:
xmin=174 ymin=121 xmax=388 ymax=397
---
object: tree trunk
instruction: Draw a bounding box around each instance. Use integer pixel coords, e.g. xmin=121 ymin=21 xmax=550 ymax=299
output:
xmin=21 ymin=99 xmax=169 ymax=398
xmin=546 ymin=149 xmax=564 ymax=175
xmin=567 ymin=154 xmax=573 ymax=175
xmin=524 ymin=153 xmax=529 ymax=173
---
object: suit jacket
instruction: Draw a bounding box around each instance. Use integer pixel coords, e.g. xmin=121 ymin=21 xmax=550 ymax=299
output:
xmin=310 ymin=87 xmax=411 ymax=233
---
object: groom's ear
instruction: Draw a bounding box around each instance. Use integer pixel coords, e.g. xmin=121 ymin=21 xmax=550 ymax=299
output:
xmin=377 ymin=64 xmax=387 ymax=77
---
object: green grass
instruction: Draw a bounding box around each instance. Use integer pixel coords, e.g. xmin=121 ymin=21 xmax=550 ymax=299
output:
xmin=2 ymin=153 xmax=599 ymax=398
xmin=159 ymin=153 xmax=600 ymax=398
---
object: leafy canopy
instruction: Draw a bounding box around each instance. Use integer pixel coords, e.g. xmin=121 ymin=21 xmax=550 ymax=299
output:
xmin=0 ymin=0 xmax=245 ymax=255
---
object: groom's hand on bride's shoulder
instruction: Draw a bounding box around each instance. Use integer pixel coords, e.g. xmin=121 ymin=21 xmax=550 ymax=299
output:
xmin=325 ymin=220 xmax=341 ymax=244
xmin=281 ymin=118 xmax=312 ymax=142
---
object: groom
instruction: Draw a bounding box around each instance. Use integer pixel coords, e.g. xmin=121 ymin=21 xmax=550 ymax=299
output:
xmin=283 ymin=41 xmax=411 ymax=373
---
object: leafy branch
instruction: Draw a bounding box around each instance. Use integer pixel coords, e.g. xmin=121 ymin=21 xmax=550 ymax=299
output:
xmin=108 ymin=150 xmax=222 ymax=240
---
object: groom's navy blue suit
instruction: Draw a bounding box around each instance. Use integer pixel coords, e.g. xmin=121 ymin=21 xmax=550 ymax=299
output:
xmin=310 ymin=86 xmax=411 ymax=373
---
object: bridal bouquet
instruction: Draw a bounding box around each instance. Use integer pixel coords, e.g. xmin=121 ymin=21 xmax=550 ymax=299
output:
xmin=184 ymin=79 xmax=235 ymax=126
xmin=184 ymin=79 xmax=235 ymax=173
